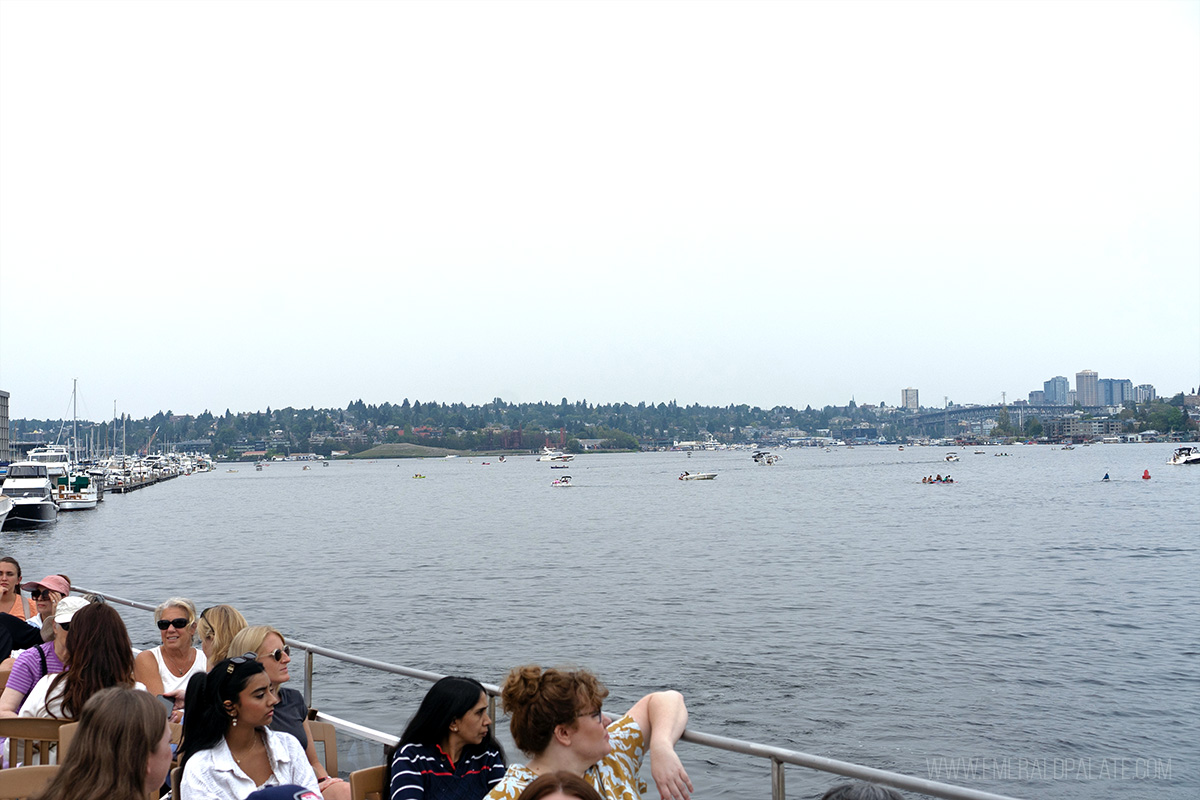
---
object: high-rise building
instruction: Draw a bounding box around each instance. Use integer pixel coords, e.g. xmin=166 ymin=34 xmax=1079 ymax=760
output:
xmin=1044 ymin=376 xmax=1070 ymax=405
xmin=1067 ymin=390 xmax=1077 ymax=406
xmin=1028 ymin=390 xmax=1046 ymax=405
xmin=0 ymin=389 xmax=8 ymax=461
xmin=902 ymin=388 xmax=919 ymax=411
xmin=1098 ymin=378 xmax=1116 ymax=406
xmin=1136 ymin=384 xmax=1157 ymax=403
xmin=1076 ymin=370 xmax=1099 ymax=406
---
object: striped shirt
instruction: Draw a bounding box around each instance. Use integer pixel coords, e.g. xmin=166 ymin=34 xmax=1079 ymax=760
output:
xmin=390 ymin=741 xmax=505 ymax=800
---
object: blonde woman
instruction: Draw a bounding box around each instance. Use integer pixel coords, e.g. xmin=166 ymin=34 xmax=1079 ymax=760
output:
xmin=229 ymin=625 xmax=349 ymax=800
xmin=197 ymin=604 xmax=248 ymax=663
xmin=133 ymin=597 xmax=206 ymax=722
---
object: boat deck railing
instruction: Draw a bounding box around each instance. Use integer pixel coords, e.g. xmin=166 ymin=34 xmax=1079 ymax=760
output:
xmin=84 ymin=588 xmax=1024 ymax=800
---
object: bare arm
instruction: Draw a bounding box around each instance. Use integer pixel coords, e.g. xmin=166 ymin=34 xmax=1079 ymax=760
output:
xmin=626 ymin=690 xmax=693 ymax=800
xmin=0 ymin=686 xmax=27 ymax=718
xmin=133 ymin=649 xmax=165 ymax=697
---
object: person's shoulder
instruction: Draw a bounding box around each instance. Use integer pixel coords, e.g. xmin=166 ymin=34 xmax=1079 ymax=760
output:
xmin=485 ymin=764 xmax=534 ymax=799
xmin=266 ymin=726 xmax=308 ymax=757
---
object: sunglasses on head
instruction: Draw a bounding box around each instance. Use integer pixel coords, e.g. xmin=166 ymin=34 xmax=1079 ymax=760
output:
xmin=226 ymin=652 xmax=258 ymax=673
xmin=29 ymin=588 xmax=58 ymax=600
xmin=156 ymin=617 xmax=190 ymax=630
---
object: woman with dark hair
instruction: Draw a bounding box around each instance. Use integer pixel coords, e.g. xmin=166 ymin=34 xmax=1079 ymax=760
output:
xmin=32 ymin=686 xmax=173 ymax=800
xmin=18 ymin=602 xmax=139 ymax=720
xmin=485 ymin=666 xmax=692 ymax=800
xmin=516 ymin=771 xmax=604 ymax=800
xmin=179 ymin=654 xmax=319 ymax=799
xmin=0 ymin=556 xmax=30 ymax=618
xmin=389 ymin=676 xmax=507 ymax=800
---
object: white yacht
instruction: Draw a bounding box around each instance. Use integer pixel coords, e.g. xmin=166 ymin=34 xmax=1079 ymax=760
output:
xmin=537 ymin=447 xmax=574 ymax=462
xmin=1167 ymin=446 xmax=1200 ymax=465
xmin=26 ymin=444 xmax=72 ymax=480
xmin=0 ymin=462 xmax=59 ymax=526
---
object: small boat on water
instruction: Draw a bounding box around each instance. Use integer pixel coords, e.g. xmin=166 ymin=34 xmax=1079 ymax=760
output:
xmin=550 ymin=465 xmax=570 ymax=469
xmin=537 ymin=447 xmax=574 ymax=462
xmin=0 ymin=462 xmax=59 ymax=526
xmin=551 ymin=475 xmax=573 ymax=487
xmin=56 ymin=474 xmax=98 ymax=511
xmin=1167 ymin=446 xmax=1200 ymax=465
xmin=944 ymin=453 xmax=960 ymax=462
xmin=679 ymin=471 xmax=717 ymax=481
xmin=752 ymin=451 xmax=780 ymax=465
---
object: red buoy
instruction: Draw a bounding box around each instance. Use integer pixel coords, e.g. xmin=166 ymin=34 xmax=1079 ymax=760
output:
xmin=1142 ymin=469 xmax=1151 ymax=480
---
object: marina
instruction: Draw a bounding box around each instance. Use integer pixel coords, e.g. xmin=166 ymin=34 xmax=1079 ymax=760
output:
xmin=1 ymin=444 xmax=1196 ymax=799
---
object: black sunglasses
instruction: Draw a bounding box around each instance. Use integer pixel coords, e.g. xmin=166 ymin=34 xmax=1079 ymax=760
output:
xmin=29 ymin=588 xmax=58 ymax=600
xmin=156 ymin=617 xmax=190 ymax=630
xmin=58 ymin=620 xmax=71 ymax=632
xmin=226 ymin=652 xmax=258 ymax=673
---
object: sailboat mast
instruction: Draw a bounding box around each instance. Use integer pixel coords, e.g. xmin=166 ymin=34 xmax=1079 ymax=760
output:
xmin=72 ymin=378 xmax=78 ymax=464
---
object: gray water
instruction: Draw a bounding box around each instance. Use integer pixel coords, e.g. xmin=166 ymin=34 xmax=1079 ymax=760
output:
xmin=3 ymin=444 xmax=1197 ymax=799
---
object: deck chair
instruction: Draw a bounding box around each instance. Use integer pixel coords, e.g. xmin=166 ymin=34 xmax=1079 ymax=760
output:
xmin=0 ymin=669 xmax=11 ymax=691
xmin=52 ymin=723 xmax=78 ymax=761
xmin=308 ymin=721 xmax=338 ymax=777
xmin=170 ymin=765 xmax=181 ymax=800
xmin=0 ymin=764 xmax=58 ymax=799
xmin=0 ymin=719 xmax=69 ymax=768
xmin=348 ymin=765 xmax=385 ymax=800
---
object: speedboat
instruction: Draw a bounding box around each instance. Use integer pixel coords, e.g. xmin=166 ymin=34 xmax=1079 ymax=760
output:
xmin=679 ymin=471 xmax=717 ymax=480
xmin=0 ymin=462 xmax=59 ymax=526
xmin=944 ymin=453 xmax=960 ymax=462
xmin=551 ymin=475 xmax=573 ymax=487
xmin=537 ymin=447 xmax=574 ymax=462
xmin=752 ymin=451 xmax=780 ymax=465
xmin=1167 ymin=446 xmax=1200 ymax=465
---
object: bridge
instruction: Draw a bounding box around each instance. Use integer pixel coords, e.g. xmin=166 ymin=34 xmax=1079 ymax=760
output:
xmin=907 ymin=404 xmax=1110 ymax=435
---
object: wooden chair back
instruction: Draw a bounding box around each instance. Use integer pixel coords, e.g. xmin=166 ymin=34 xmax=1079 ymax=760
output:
xmin=0 ymin=669 xmax=11 ymax=691
xmin=0 ymin=764 xmax=59 ymax=799
xmin=308 ymin=720 xmax=338 ymax=776
xmin=348 ymin=765 xmax=385 ymax=800
xmin=0 ymin=719 xmax=69 ymax=768
xmin=170 ymin=765 xmax=181 ymax=800
xmin=52 ymin=722 xmax=78 ymax=761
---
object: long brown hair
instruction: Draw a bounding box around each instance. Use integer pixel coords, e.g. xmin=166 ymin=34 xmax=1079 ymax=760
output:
xmin=43 ymin=603 xmax=136 ymax=719
xmin=33 ymin=686 xmax=166 ymax=800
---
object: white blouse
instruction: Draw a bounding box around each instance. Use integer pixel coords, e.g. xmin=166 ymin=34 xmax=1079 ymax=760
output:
xmin=180 ymin=727 xmax=320 ymax=800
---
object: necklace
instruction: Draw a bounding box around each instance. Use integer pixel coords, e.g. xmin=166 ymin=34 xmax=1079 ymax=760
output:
xmin=233 ymin=734 xmax=263 ymax=765
xmin=162 ymin=647 xmax=193 ymax=677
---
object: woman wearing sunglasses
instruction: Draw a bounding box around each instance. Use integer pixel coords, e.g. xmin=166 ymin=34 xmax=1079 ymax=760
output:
xmin=0 ymin=596 xmax=88 ymax=718
xmin=179 ymin=653 xmax=319 ymax=799
xmin=134 ymin=597 xmax=207 ymax=722
xmin=484 ymin=666 xmax=693 ymax=800
xmin=229 ymin=626 xmax=349 ymax=800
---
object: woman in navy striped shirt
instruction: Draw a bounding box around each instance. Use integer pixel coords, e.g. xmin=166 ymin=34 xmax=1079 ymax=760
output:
xmin=389 ymin=676 xmax=507 ymax=800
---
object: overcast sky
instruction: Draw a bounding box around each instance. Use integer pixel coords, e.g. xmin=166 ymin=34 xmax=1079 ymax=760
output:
xmin=2 ymin=0 xmax=1197 ymax=422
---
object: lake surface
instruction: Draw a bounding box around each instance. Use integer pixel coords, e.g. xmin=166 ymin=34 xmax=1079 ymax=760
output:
xmin=3 ymin=444 xmax=1196 ymax=798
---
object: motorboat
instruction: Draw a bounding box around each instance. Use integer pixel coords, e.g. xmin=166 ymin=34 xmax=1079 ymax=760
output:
xmin=944 ymin=453 xmax=960 ymax=462
xmin=56 ymin=474 xmax=98 ymax=511
xmin=752 ymin=451 xmax=780 ymax=465
xmin=679 ymin=471 xmax=717 ymax=480
xmin=551 ymin=475 xmax=573 ymax=487
xmin=26 ymin=444 xmax=72 ymax=481
xmin=0 ymin=462 xmax=59 ymax=526
xmin=1167 ymin=446 xmax=1200 ymax=465
xmin=537 ymin=447 xmax=574 ymax=462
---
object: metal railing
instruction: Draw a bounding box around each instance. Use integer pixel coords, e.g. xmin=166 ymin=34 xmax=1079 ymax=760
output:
xmin=84 ymin=588 xmax=1024 ymax=800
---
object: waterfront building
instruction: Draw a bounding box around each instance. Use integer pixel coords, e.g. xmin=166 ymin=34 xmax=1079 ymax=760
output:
xmin=1043 ymin=415 xmax=1122 ymax=440
xmin=1028 ymin=390 xmax=1046 ymax=405
xmin=902 ymin=387 xmax=919 ymax=412
xmin=0 ymin=389 xmax=8 ymax=460
xmin=1076 ymin=370 xmax=1099 ymax=406
xmin=1044 ymin=376 xmax=1070 ymax=405
xmin=1136 ymin=384 xmax=1157 ymax=403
